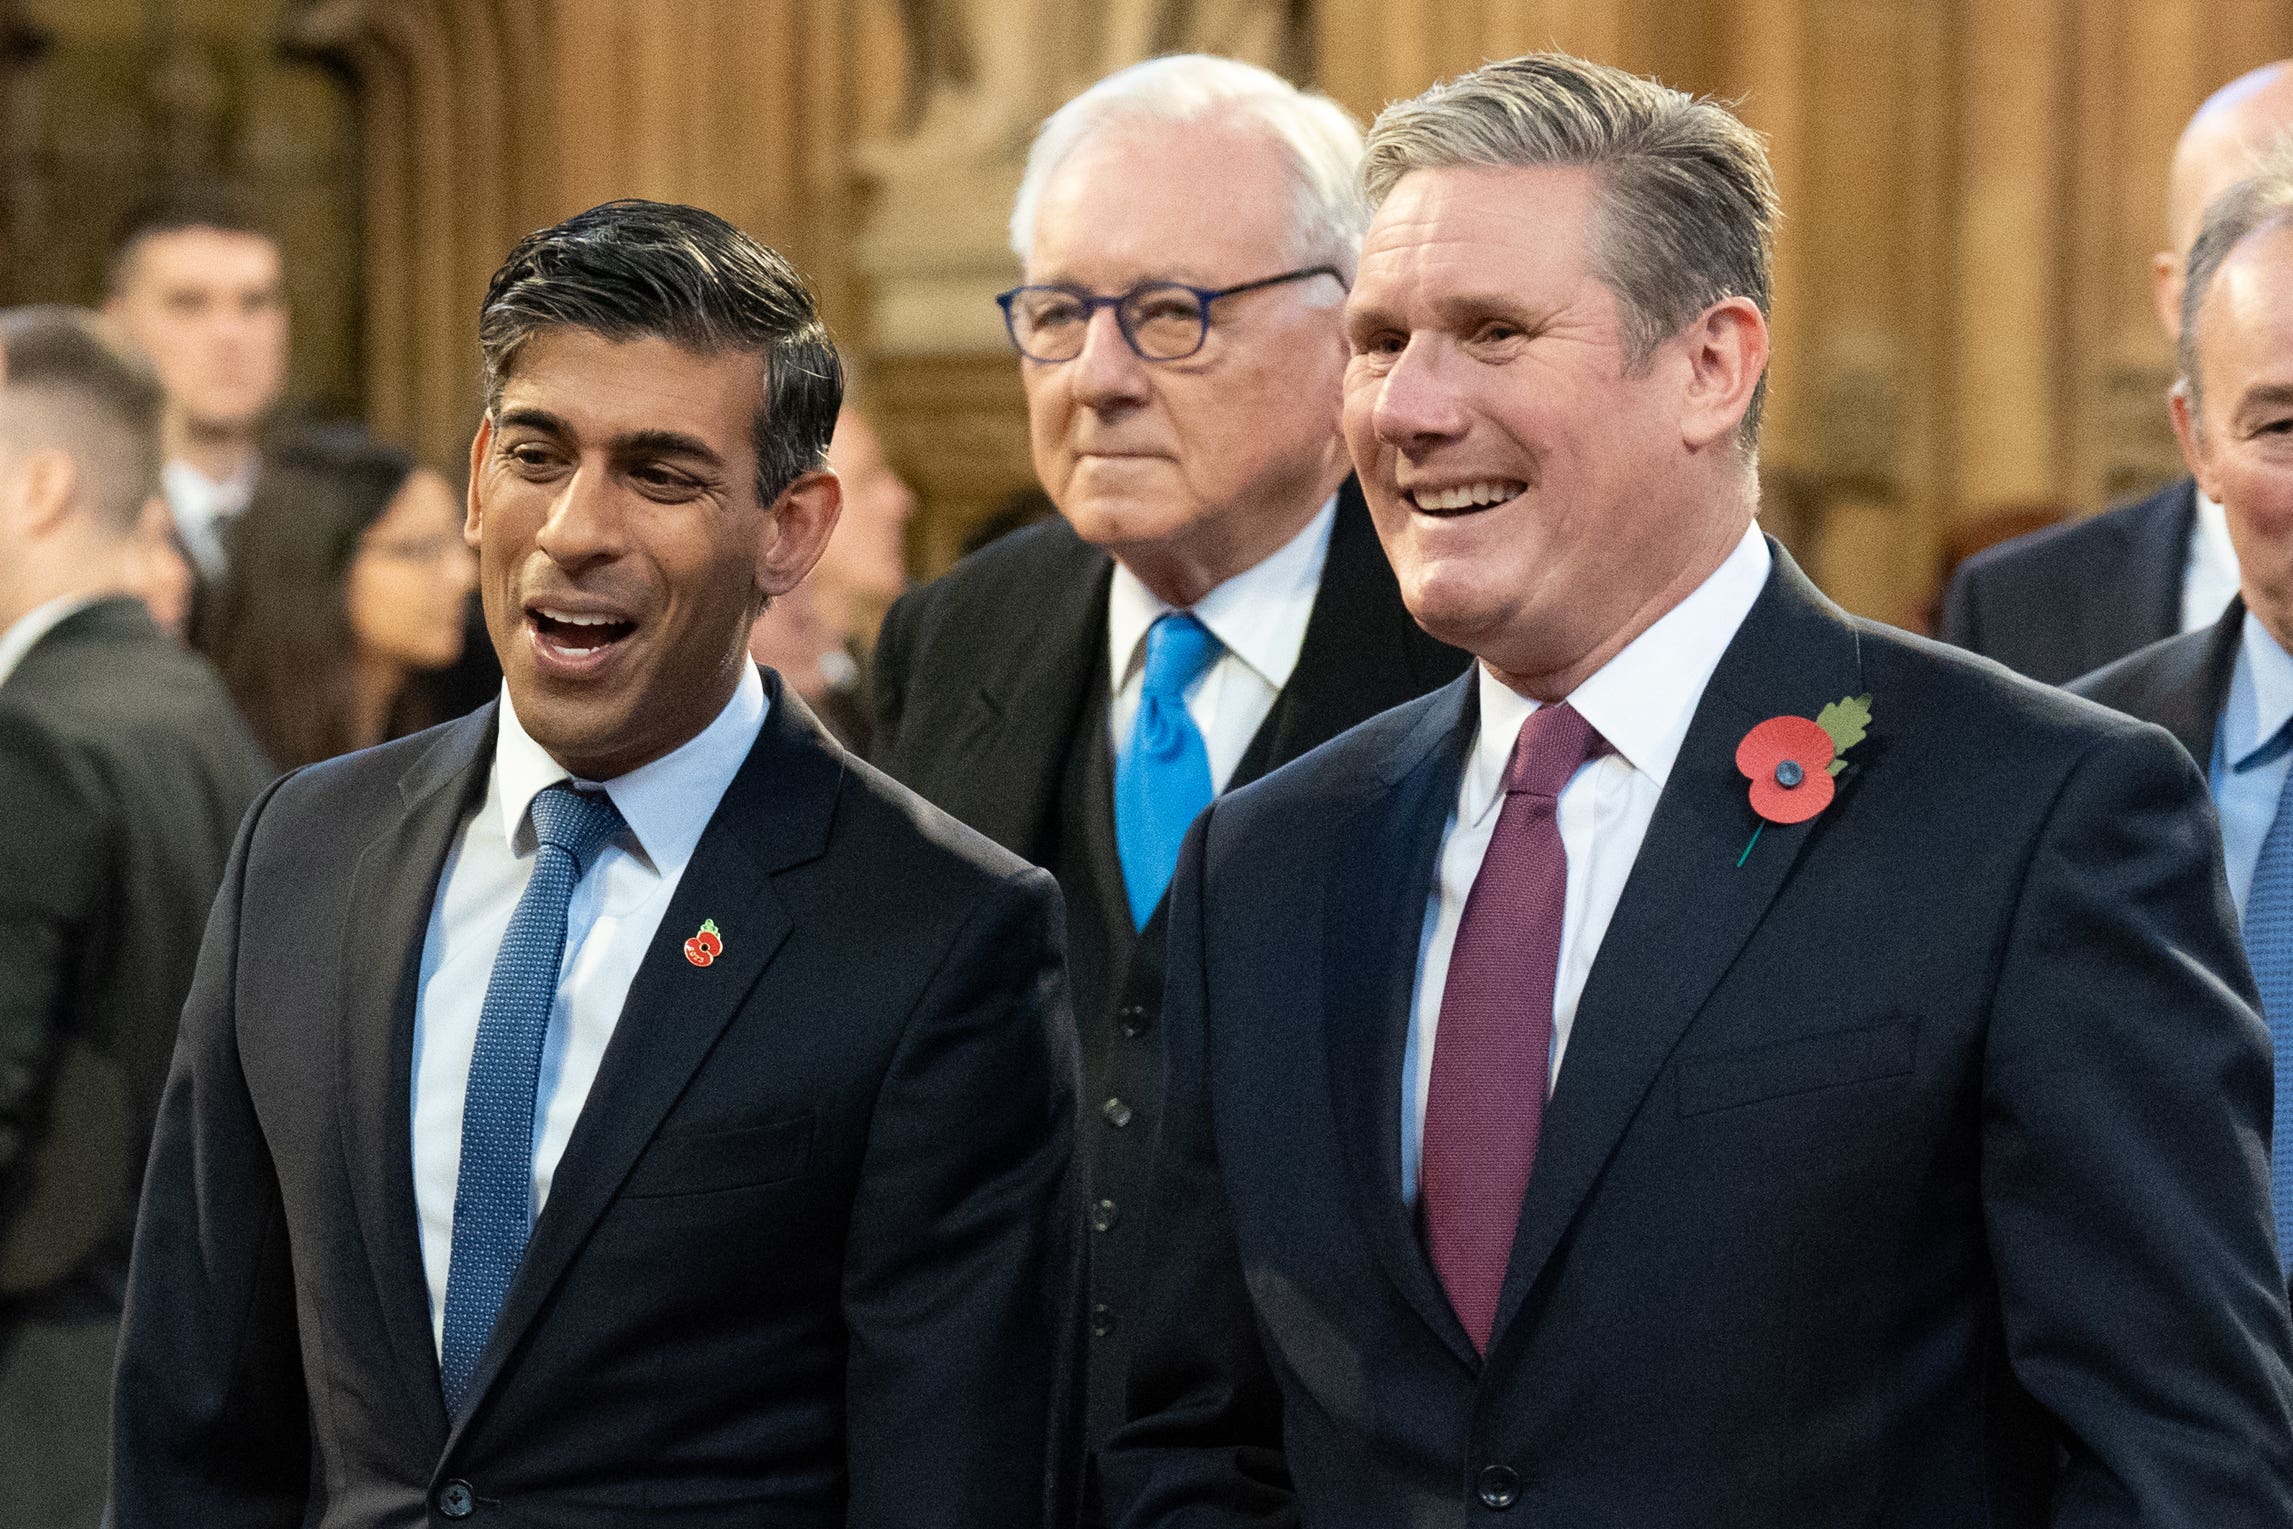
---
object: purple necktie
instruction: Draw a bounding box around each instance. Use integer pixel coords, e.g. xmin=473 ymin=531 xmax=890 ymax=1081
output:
xmin=1422 ymin=700 xmax=1608 ymax=1353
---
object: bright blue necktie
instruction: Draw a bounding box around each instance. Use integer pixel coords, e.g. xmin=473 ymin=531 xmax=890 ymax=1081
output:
xmin=439 ymin=782 xmax=625 ymax=1414
xmin=2243 ymin=756 xmax=2293 ymax=1276
xmin=1115 ymin=612 xmax=1221 ymax=929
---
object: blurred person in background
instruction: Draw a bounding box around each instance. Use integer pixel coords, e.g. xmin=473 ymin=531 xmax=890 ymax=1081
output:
xmin=196 ymin=428 xmax=476 ymax=769
xmin=869 ymin=54 xmax=1467 ymax=1480
xmin=746 ymin=404 xmax=916 ymax=749
xmin=101 ymin=187 xmax=290 ymax=590
xmin=2077 ymin=151 xmax=2293 ymax=1299
xmin=1943 ymin=61 xmax=2293 ymax=683
xmin=0 ymin=307 xmax=271 ymax=1529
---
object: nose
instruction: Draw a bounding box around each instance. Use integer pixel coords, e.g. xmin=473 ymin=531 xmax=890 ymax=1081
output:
xmin=534 ymin=464 xmax=624 ymax=571
xmin=1068 ymin=304 xmax=1151 ymax=411
xmin=1369 ymin=336 xmax=1470 ymax=453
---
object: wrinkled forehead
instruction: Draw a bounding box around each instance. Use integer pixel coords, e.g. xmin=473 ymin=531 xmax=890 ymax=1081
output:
xmin=1026 ymin=117 xmax=1307 ymax=286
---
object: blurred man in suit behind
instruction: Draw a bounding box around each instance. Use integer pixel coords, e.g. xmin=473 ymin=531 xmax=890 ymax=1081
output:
xmin=1106 ymin=54 xmax=2293 ymax=1527
xmin=1943 ymin=61 xmax=2293 ymax=683
xmin=112 ymin=200 xmax=1081 ymax=1527
xmin=102 ymin=189 xmax=289 ymax=587
xmin=0 ymin=307 xmax=271 ymax=1528
xmin=870 ymin=54 xmax=1466 ymax=1469
xmin=2078 ymin=150 xmax=2293 ymax=1296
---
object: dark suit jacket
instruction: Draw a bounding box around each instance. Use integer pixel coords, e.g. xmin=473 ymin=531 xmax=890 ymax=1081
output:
xmin=1104 ymin=546 xmax=2293 ymax=1528
xmin=870 ymin=482 xmax=1466 ymax=1448
xmin=2070 ymin=595 xmax=2244 ymax=772
xmin=1941 ymin=478 xmax=2197 ymax=685
xmin=0 ymin=597 xmax=271 ymax=1307
xmin=112 ymin=677 xmax=1084 ymax=1528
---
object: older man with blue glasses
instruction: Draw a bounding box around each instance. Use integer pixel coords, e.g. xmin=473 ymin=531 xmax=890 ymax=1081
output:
xmin=872 ymin=53 xmax=1467 ymax=1484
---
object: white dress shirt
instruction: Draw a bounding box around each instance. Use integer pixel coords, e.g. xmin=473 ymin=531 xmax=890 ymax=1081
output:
xmin=0 ymin=595 xmax=98 ymax=690
xmin=2183 ymin=487 xmax=2241 ymax=635
xmin=410 ymin=663 xmax=767 ymax=1351
xmin=163 ymin=457 xmax=258 ymax=580
xmin=1400 ymin=521 xmax=1772 ymax=1205
xmin=2210 ymin=608 xmax=2293 ymax=913
xmin=1106 ymin=493 xmax=1337 ymax=790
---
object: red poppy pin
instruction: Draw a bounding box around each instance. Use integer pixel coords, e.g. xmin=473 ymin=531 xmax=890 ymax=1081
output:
xmin=1733 ymin=695 xmax=1872 ymax=865
xmin=683 ymin=919 xmax=724 ymax=968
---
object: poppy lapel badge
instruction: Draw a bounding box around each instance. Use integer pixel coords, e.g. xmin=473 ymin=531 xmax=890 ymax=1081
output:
xmin=1733 ymin=694 xmax=1872 ymax=866
xmin=683 ymin=919 xmax=725 ymax=968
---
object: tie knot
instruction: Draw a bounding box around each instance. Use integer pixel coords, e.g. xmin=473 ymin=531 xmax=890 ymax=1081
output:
xmin=527 ymin=782 xmax=625 ymax=877
xmin=1140 ymin=612 xmax=1222 ymax=699
xmin=1503 ymin=701 xmax=1609 ymax=799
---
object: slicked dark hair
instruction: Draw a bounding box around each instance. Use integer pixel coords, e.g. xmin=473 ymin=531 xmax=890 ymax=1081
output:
xmin=478 ymin=199 xmax=844 ymax=507
xmin=106 ymin=184 xmax=275 ymax=294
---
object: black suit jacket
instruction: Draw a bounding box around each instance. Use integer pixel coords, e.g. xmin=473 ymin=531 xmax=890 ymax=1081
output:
xmin=113 ymin=677 xmax=1084 ymax=1528
xmin=0 ymin=597 xmax=271 ymax=1307
xmin=870 ymin=482 xmax=1466 ymax=1449
xmin=1941 ymin=478 xmax=2197 ymax=685
xmin=2070 ymin=595 xmax=2244 ymax=771
xmin=1105 ymin=546 xmax=2293 ymax=1527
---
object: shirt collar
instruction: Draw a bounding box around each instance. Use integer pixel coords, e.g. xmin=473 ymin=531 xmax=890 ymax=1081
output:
xmin=2224 ymin=607 xmax=2293 ymax=773
xmin=0 ymin=594 xmax=101 ymax=690
xmin=1463 ymin=520 xmax=1772 ymax=827
xmin=1106 ymin=493 xmax=1339 ymax=696
xmin=2195 ymin=486 xmax=2233 ymax=564
xmin=492 ymin=659 xmax=769 ymax=872
xmin=163 ymin=457 xmax=258 ymax=522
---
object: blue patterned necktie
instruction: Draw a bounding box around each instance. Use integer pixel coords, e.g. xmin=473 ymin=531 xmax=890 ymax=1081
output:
xmin=1114 ymin=612 xmax=1222 ymax=929
xmin=438 ymin=782 xmax=625 ymax=1414
xmin=2244 ymin=756 xmax=2293 ymax=1276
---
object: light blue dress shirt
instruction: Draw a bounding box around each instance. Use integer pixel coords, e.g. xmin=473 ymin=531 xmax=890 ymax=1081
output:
xmin=2211 ymin=610 xmax=2293 ymax=914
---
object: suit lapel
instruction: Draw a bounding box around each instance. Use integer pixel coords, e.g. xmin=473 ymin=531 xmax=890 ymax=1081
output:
xmin=443 ymin=683 xmax=838 ymax=1446
xmin=2158 ymin=596 xmax=2245 ymax=765
xmin=1487 ymin=548 xmax=1866 ymax=1352
xmin=337 ymin=706 xmax=497 ymax=1448
xmin=936 ymin=547 xmax=1111 ymax=862
xmin=1322 ymin=673 xmax=1481 ymax=1371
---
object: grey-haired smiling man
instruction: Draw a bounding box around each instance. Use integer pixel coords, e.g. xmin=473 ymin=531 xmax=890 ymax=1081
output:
xmin=112 ymin=200 xmax=1083 ymax=1528
xmin=1104 ymin=53 xmax=2293 ymax=1527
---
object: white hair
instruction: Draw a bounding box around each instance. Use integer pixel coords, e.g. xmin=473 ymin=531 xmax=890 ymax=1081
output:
xmin=1009 ymin=54 xmax=1368 ymax=280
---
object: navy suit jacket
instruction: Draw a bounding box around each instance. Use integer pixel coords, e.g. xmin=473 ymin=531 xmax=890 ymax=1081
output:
xmin=1105 ymin=546 xmax=2293 ymax=1527
xmin=113 ymin=678 xmax=1085 ymax=1528
xmin=1941 ymin=478 xmax=2195 ymax=685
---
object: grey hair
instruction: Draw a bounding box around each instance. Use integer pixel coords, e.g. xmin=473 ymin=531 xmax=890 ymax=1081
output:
xmin=1362 ymin=53 xmax=1778 ymax=446
xmin=479 ymin=199 xmax=843 ymax=507
xmin=1009 ymin=54 xmax=1367 ymax=281
xmin=2178 ymin=137 xmax=2293 ymax=418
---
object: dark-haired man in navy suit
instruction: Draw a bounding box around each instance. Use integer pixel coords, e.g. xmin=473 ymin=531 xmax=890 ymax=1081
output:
xmin=113 ymin=200 xmax=1083 ymax=1528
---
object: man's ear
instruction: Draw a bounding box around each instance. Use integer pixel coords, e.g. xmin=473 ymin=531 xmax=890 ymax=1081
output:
xmin=1679 ymin=296 xmax=1769 ymax=453
xmin=2 ymin=447 xmax=81 ymax=539
xmin=2170 ymin=381 xmax=2216 ymax=501
xmin=2153 ymin=250 xmax=2186 ymax=340
xmin=756 ymin=469 xmax=844 ymax=600
xmin=464 ymin=414 xmax=492 ymax=549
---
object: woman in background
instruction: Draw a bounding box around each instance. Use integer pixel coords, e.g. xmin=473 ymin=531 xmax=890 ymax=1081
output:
xmin=198 ymin=427 xmax=475 ymax=769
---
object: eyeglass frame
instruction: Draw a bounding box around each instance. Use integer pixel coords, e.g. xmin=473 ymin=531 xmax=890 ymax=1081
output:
xmin=995 ymin=265 xmax=1347 ymax=364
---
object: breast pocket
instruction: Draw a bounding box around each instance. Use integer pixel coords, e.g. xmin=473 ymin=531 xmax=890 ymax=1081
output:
xmin=1675 ymin=1018 xmax=1918 ymax=1117
xmin=620 ymin=1113 xmax=816 ymax=1199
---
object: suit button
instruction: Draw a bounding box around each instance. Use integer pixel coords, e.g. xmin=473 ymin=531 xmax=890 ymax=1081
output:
xmin=436 ymin=1479 xmax=476 ymax=1518
xmin=1091 ymin=1198 xmax=1120 ymax=1232
xmin=1091 ymin=1302 xmax=1113 ymax=1337
xmin=1477 ymin=1465 xmax=1520 ymax=1510
xmin=1101 ymin=1097 xmax=1134 ymax=1128
xmin=1118 ymin=1004 xmax=1152 ymax=1038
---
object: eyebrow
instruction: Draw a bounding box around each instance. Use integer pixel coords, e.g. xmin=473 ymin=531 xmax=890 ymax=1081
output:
xmin=2237 ymin=382 xmax=2293 ymax=416
xmin=495 ymin=408 xmax=726 ymax=467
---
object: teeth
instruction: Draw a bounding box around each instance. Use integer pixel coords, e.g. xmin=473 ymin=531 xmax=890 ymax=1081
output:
xmin=539 ymin=609 xmax=622 ymax=626
xmin=1411 ymin=480 xmax=1521 ymax=512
